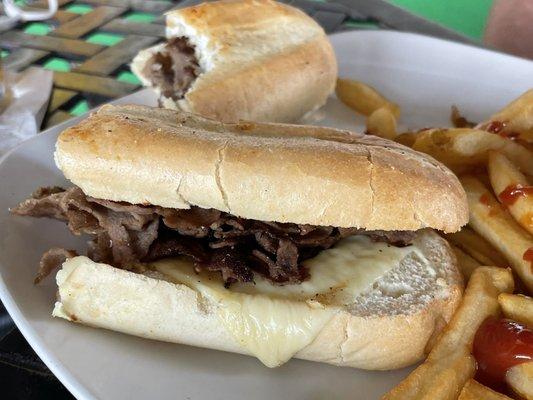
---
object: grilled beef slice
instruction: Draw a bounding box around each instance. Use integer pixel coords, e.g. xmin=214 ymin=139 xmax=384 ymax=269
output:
xmin=142 ymin=37 xmax=200 ymax=101
xmin=12 ymin=186 xmax=415 ymax=286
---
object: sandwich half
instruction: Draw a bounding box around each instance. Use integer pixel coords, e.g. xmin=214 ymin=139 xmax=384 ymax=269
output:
xmin=131 ymin=0 xmax=337 ymax=123
xmin=12 ymin=104 xmax=468 ymax=370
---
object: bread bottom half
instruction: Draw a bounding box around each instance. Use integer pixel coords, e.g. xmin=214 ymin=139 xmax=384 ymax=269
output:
xmin=52 ymin=230 xmax=462 ymax=370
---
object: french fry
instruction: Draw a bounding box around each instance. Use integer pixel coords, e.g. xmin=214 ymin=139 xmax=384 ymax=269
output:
xmin=446 ymin=227 xmax=508 ymax=267
xmin=488 ymin=151 xmax=533 ymax=235
xmin=451 ymin=245 xmax=481 ymax=280
xmin=451 ymin=106 xmax=475 ymax=128
xmin=408 ymin=128 xmax=533 ymax=176
xmin=506 ymin=362 xmax=533 ymax=400
xmin=458 ymin=379 xmax=512 ymax=400
xmin=395 ymin=131 xmax=418 ymax=147
xmin=481 ymin=89 xmax=533 ymax=143
xmin=335 ymin=79 xmax=400 ymax=118
xmin=382 ymin=267 xmax=514 ymax=400
xmin=498 ymin=293 xmax=533 ymax=326
xmin=366 ymin=107 xmax=397 ymax=140
xmin=461 ymin=176 xmax=533 ymax=293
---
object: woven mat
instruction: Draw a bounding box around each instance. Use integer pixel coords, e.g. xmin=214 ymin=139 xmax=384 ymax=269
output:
xmin=0 ymin=0 xmax=372 ymax=129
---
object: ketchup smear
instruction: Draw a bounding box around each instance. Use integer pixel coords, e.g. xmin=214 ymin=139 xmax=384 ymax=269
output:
xmin=498 ymin=131 xmax=520 ymax=140
xmin=486 ymin=121 xmax=506 ymax=134
xmin=473 ymin=317 xmax=533 ymax=392
xmin=480 ymin=193 xmax=491 ymax=206
xmin=498 ymin=184 xmax=533 ymax=206
xmin=485 ymin=120 xmax=520 ymax=140
xmin=524 ymin=247 xmax=533 ymax=272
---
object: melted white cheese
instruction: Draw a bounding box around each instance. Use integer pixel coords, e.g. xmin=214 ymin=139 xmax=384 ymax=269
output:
xmin=152 ymin=235 xmax=421 ymax=367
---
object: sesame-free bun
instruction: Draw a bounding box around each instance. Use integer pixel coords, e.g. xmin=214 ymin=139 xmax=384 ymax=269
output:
xmin=131 ymin=0 xmax=337 ymax=123
xmin=55 ymin=104 xmax=468 ymax=232
xmin=52 ymin=230 xmax=463 ymax=370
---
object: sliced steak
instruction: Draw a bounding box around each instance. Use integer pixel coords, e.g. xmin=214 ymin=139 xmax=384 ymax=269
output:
xmin=143 ymin=37 xmax=200 ymax=101
xmin=161 ymin=207 xmax=221 ymax=238
xmin=145 ymin=235 xmax=207 ymax=263
xmin=13 ymin=187 xmax=161 ymax=268
xmin=13 ymin=186 xmax=416 ymax=286
xmin=35 ymin=247 xmax=78 ymax=284
xmin=203 ymin=248 xmax=254 ymax=287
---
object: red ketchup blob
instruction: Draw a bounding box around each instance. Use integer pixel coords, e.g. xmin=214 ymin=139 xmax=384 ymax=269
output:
xmin=498 ymin=184 xmax=533 ymax=206
xmin=473 ymin=317 xmax=533 ymax=392
xmin=524 ymin=247 xmax=533 ymax=272
xmin=480 ymin=193 xmax=491 ymax=206
xmin=486 ymin=120 xmax=506 ymax=134
xmin=484 ymin=120 xmax=520 ymax=140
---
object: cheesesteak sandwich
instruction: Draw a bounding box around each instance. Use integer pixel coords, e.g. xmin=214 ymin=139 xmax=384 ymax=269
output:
xmin=12 ymin=104 xmax=468 ymax=369
xmin=131 ymin=0 xmax=337 ymax=123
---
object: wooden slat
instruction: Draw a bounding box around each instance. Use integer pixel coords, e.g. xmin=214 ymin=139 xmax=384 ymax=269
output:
xmin=100 ymin=19 xmax=166 ymax=37
xmin=53 ymin=71 xmax=138 ymax=97
xmin=45 ymin=110 xmax=74 ymax=128
xmin=51 ymin=10 xmax=79 ymax=24
xmin=48 ymin=88 xmax=78 ymax=112
xmin=51 ymin=6 xmax=127 ymax=39
xmin=32 ymin=0 xmax=73 ymax=7
xmin=23 ymin=7 xmax=78 ymax=23
xmin=82 ymin=0 xmax=173 ymax=13
xmin=3 ymin=48 xmax=49 ymax=71
xmin=5 ymin=0 xmax=181 ymax=129
xmin=76 ymin=35 xmax=159 ymax=75
xmin=0 ymin=31 xmax=103 ymax=57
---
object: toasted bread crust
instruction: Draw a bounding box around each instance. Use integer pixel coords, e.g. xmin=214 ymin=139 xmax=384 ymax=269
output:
xmin=55 ymin=104 xmax=468 ymax=232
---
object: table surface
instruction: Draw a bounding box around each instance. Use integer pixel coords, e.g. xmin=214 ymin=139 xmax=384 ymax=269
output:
xmin=391 ymin=0 xmax=493 ymax=40
xmin=0 ymin=0 xmax=496 ymax=398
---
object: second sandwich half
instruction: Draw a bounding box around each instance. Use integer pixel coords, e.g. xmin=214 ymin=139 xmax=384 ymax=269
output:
xmin=12 ymin=105 xmax=468 ymax=369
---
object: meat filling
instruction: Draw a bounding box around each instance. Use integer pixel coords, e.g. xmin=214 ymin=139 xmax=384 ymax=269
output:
xmin=12 ymin=187 xmax=416 ymax=286
xmin=143 ymin=37 xmax=200 ymax=101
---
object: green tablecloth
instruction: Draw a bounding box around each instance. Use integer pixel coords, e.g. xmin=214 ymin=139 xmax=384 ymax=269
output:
xmin=390 ymin=0 xmax=494 ymax=40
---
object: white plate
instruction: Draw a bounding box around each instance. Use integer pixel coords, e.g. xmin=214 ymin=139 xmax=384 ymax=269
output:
xmin=0 ymin=31 xmax=532 ymax=400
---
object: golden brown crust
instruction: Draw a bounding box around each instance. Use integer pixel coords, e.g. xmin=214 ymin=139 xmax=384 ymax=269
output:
xmin=132 ymin=0 xmax=337 ymax=123
xmin=55 ymin=104 xmax=468 ymax=232
xmin=183 ymin=35 xmax=337 ymax=123
xmin=166 ymin=0 xmax=315 ymax=32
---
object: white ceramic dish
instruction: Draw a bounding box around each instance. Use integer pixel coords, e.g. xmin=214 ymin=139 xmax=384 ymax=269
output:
xmin=0 ymin=31 xmax=532 ymax=400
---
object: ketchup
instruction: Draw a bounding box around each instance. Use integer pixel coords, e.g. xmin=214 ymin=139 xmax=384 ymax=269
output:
xmin=484 ymin=120 xmax=520 ymax=140
xmin=498 ymin=184 xmax=533 ymax=206
xmin=479 ymin=193 xmax=500 ymax=216
xmin=480 ymin=193 xmax=491 ymax=206
xmin=473 ymin=317 xmax=533 ymax=392
xmin=524 ymin=247 xmax=533 ymax=272
xmin=486 ymin=121 xmax=506 ymax=134
xmin=498 ymin=131 xmax=520 ymax=141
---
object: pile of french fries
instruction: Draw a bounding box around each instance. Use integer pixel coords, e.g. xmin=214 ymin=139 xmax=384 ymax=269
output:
xmin=336 ymin=80 xmax=533 ymax=400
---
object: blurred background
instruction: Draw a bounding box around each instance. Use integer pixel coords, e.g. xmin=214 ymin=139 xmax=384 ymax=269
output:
xmin=0 ymin=0 xmax=531 ymax=130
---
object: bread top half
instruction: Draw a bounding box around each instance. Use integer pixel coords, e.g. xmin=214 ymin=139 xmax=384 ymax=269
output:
xmin=130 ymin=0 xmax=337 ymax=123
xmin=164 ymin=0 xmax=326 ymax=73
xmin=55 ymin=104 xmax=468 ymax=232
